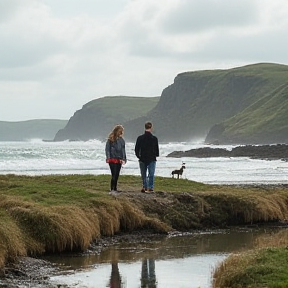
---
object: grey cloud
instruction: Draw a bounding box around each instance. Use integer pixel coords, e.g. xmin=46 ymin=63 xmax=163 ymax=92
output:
xmin=117 ymin=0 xmax=288 ymax=66
xmin=0 ymin=64 xmax=55 ymax=82
xmin=116 ymin=0 xmax=260 ymax=60
xmin=123 ymin=13 xmax=288 ymax=67
xmin=177 ymin=28 xmax=288 ymax=65
xmin=42 ymin=0 xmax=126 ymax=18
xmin=0 ymin=33 xmax=66 ymax=69
xmin=129 ymin=41 xmax=167 ymax=58
xmin=1 ymin=0 xmax=288 ymax=121
xmin=116 ymin=14 xmax=166 ymax=58
xmin=0 ymin=0 xmax=25 ymax=22
xmin=161 ymin=0 xmax=257 ymax=34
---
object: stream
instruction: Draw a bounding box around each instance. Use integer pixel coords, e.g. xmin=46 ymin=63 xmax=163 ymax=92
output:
xmin=45 ymin=227 xmax=279 ymax=288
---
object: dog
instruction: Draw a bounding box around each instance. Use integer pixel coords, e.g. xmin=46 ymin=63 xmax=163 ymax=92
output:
xmin=171 ymin=163 xmax=186 ymax=179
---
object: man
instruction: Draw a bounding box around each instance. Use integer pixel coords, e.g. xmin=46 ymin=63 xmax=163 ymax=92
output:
xmin=135 ymin=121 xmax=159 ymax=193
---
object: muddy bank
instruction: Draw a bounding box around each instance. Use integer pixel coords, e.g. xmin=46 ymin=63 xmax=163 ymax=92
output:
xmin=0 ymin=257 xmax=61 ymax=288
xmin=167 ymin=143 xmax=288 ymax=161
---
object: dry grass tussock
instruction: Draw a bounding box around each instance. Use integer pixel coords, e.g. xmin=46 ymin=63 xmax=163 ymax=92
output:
xmin=0 ymin=198 xmax=38 ymax=276
xmin=256 ymin=228 xmax=288 ymax=248
xmin=201 ymin=188 xmax=288 ymax=224
xmin=0 ymin=193 xmax=170 ymax=271
xmin=0 ymin=212 xmax=27 ymax=263
xmin=212 ymin=250 xmax=257 ymax=288
xmin=118 ymin=200 xmax=170 ymax=232
xmin=3 ymin=202 xmax=100 ymax=252
xmin=252 ymin=193 xmax=288 ymax=222
xmin=212 ymin=225 xmax=288 ymax=287
xmin=235 ymin=192 xmax=288 ymax=223
xmin=91 ymin=199 xmax=170 ymax=236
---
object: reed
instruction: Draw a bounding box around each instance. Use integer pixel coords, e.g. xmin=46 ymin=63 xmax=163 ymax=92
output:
xmin=256 ymin=229 xmax=288 ymax=248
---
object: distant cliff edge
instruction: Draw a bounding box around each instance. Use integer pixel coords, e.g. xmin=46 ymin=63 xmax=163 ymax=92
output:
xmin=54 ymin=63 xmax=288 ymax=144
xmin=53 ymin=96 xmax=159 ymax=142
xmin=0 ymin=119 xmax=67 ymax=141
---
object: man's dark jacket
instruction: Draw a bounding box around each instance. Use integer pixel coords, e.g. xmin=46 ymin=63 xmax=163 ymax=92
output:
xmin=135 ymin=131 xmax=159 ymax=164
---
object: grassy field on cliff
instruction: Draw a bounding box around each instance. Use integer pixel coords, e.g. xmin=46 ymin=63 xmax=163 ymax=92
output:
xmin=1 ymin=174 xmax=288 ymax=284
xmin=83 ymin=96 xmax=159 ymax=121
xmin=217 ymin=81 xmax=288 ymax=144
xmin=139 ymin=63 xmax=288 ymax=143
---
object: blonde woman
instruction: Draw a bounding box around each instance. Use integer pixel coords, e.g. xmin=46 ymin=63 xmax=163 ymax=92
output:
xmin=105 ymin=125 xmax=126 ymax=194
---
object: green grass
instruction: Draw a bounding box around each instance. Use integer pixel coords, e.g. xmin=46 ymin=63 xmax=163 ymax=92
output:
xmin=213 ymin=222 xmax=288 ymax=287
xmin=223 ymin=82 xmax=288 ymax=137
xmin=84 ymin=96 xmax=159 ymax=122
xmin=0 ymin=174 xmax=210 ymax=205
xmin=157 ymin=62 xmax=288 ymax=143
xmin=1 ymin=173 xmax=288 ymax=287
xmin=213 ymin=246 xmax=288 ymax=288
xmin=1 ymin=174 xmax=102 ymax=206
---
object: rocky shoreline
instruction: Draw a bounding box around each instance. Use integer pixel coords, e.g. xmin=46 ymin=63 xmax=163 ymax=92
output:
xmin=167 ymin=144 xmax=288 ymax=161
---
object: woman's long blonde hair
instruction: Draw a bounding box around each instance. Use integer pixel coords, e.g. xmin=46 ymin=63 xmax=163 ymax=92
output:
xmin=108 ymin=125 xmax=124 ymax=142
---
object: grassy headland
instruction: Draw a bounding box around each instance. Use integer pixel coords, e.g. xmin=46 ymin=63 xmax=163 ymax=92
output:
xmin=1 ymin=174 xmax=288 ymax=284
xmin=54 ymin=96 xmax=159 ymax=141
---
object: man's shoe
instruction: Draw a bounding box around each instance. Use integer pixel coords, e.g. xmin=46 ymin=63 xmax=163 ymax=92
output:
xmin=141 ymin=187 xmax=146 ymax=193
xmin=144 ymin=189 xmax=153 ymax=194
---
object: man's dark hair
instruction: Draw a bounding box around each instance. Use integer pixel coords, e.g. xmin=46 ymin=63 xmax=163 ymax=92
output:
xmin=145 ymin=121 xmax=153 ymax=130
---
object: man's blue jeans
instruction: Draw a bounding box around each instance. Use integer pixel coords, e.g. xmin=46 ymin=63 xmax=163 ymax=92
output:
xmin=139 ymin=161 xmax=156 ymax=189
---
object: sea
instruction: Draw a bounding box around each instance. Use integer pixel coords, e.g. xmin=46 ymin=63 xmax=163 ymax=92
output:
xmin=0 ymin=139 xmax=287 ymax=184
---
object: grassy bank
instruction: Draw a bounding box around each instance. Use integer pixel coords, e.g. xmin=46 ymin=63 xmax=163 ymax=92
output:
xmin=1 ymin=174 xmax=288 ymax=279
xmin=213 ymin=229 xmax=288 ymax=288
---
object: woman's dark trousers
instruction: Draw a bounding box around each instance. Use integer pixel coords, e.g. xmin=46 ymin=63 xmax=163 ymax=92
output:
xmin=109 ymin=163 xmax=122 ymax=191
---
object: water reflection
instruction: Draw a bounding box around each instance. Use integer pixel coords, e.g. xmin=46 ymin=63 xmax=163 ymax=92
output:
xmin=141 ymin=258 xmax=157 ymax=288
xmin=108 ymin=259 xmax=157 ymax=288
xmin=49 ymin=228 xmax=282 ymax=288
xmin=110 ymin=262 xmax=122 ymax=288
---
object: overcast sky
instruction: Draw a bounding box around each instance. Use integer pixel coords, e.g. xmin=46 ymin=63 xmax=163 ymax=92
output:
xmin=1 ymin=0 xmax=288 ymax=121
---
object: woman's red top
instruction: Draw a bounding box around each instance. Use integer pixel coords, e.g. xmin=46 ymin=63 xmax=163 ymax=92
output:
xmin=107 ymin=158 xmax=121 ymax=164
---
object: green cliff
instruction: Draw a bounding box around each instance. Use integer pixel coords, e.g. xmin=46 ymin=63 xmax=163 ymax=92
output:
xmin=53 ymin=63 xmax=288 ymax=144
xmin=53 ymin=96 xmax=159 ymax=141
xmin=124 ymin=63 xmax=288 ymax=143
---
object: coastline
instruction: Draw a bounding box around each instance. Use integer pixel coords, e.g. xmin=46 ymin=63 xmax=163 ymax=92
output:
xmin=167 ymin=143 xmax=288 ymax=161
